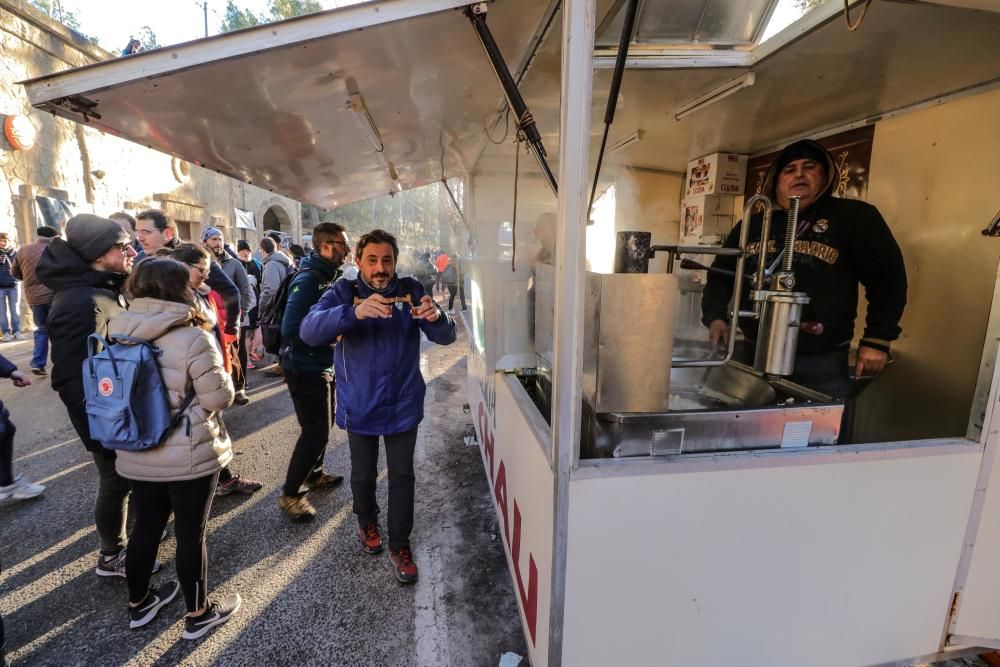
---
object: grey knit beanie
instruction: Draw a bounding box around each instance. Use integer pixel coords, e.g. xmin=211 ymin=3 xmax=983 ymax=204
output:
xmin=65 ymin=214 xmax=130 ymax=263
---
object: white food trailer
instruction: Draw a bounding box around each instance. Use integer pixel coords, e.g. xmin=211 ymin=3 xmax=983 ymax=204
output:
xmin=21 ymin=1 xmax=1000 ymax=664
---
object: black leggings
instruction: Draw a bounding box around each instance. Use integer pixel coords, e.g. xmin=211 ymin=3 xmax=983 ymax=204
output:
xmin=446 ymin=284 xmax=458 ymax=310
xmin=126 ymin=473 xmax=218 ymax=613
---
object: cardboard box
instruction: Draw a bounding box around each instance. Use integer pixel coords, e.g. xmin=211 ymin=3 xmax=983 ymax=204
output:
xmin=685 ymin=152 xmax=748 ymax=197
xmin=681 ymin=194 xmax=736 ymax=243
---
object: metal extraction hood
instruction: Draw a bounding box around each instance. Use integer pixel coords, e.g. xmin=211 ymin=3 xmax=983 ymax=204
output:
xmin=20 ymin=0 xmax=552 ymax=208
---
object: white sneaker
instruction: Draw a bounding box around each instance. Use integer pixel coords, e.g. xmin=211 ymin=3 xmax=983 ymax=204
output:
xmin=0 ymin=475 xmax=46 ymax=500
xmin=13 ymin=332 xmax=25 ymax=341
xmin=1 ymin=333 xmax=10 ymax=342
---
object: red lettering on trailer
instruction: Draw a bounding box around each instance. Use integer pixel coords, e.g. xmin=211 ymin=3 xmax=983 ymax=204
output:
xmin=476 ymin=400 xmax=539 ymax=647
xmin=512 ymin=499 xmax=538 ymax=644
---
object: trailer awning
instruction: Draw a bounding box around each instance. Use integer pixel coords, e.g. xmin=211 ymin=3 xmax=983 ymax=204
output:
xmin=22 ymin=0 xmax=1000 ymax=203
xmin=22 ymin=0 xmax=553 ymax=208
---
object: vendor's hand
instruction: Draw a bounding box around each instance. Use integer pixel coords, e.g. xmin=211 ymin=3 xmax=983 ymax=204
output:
xmin=355 ymin=294 xmax=392 ymax=320
xmin=10 ymin=370 xmax=31 ymax=388
xmin=855 ymin=346 xmax=888 ymax=377
xmin=412 ymin=295 xmax=440 ymax=322
xmin=708 ymin=320 xmax=730 ymax=346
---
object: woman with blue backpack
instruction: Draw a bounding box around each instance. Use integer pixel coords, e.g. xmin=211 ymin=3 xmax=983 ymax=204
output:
xmin=109 ymin=257 xmax=241 ymax=640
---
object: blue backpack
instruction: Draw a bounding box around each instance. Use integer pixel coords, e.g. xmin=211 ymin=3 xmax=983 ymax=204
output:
xmin=83 ymin=333 xmax=196 ymax=451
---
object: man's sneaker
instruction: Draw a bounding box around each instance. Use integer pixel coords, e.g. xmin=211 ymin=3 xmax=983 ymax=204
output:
xmin=358 ymin=523 xmax=384 ymax=555
xmin=215 ymin=474 xmax=262 ymax=496
xmin=1 ymin=333 xmax=10 ymax=343
xmin=29 ymin=366 xmax=46 ymax=376
xmin=390 ymin=546 xmax=419 ymax=584
xmin=129 ymin=580 xmax=180 ymax=629
xmin=233 ymin=390 xmax=250 ymax=406
xmin=305 ymin=470 xmax=343 ymax=490
xmin=182 ymin=593 xmax=242 ymax=640
xmin=96 ymin=549 xmax=163 ymax=578
xmin=278 ymin=494 xmax=316 ymax=521
xmin=0 ymin=475 xmax=46 ymax=500
xmin=12 ymin=333 xmax=25 ymax=341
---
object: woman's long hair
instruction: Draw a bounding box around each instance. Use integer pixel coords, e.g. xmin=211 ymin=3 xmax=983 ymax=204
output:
xmin=124 ymin=257 xmax=210 ymax=328
xmin=169 ymin=242 xmax=212 ymax=267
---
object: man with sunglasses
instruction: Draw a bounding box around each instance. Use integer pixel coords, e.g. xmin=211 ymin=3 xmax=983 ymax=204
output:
xmin=276 ymin=222 xmax=350 ymax=521
xmin=37 ymin=214 xmax=152 ymax=578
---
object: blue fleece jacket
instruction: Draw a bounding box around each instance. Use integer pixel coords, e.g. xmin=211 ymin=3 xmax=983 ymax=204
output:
xmin=299 ymin=275 xmax=457 ymax=436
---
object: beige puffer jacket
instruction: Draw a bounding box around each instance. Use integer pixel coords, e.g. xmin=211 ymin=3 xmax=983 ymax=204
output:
xmin=108 ymin=298 xmax=235 ymax=482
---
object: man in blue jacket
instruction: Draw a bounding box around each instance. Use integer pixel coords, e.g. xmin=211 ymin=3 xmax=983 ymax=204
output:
xmin=277 ymin=222 xmax=349 ymax=521
xmin=300 ymin=229 xmax=456 ymax=584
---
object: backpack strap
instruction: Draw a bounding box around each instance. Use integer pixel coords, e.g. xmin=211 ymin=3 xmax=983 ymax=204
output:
xmin=172 ymin=387 xmax=198 ymax=429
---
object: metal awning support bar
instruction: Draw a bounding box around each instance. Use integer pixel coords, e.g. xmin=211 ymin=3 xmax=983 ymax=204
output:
xmin=466 ymin=3 xmax=559 ymax=196
xmin=588 ymin=0 xmax=640 ymax=214
xmin=548 ymin=0 xmax=595 ymax=662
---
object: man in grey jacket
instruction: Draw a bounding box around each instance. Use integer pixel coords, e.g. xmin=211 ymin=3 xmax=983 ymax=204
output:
xmin=202 ymin=227 xmax=252 ymax=404
xmin=258 ymin=236 xmax=291 ymax=377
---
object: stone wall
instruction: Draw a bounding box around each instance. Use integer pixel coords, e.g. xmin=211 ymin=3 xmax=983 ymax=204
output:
xmin=0 ymin=0 xmax=302 ymax=268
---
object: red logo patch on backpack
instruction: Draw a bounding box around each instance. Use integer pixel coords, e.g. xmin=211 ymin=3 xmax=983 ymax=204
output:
xmin=98 ymin=377 xmax=114 ymax=397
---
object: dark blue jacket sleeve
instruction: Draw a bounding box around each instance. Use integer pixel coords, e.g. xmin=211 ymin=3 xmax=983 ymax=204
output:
xmin=282 ymin=271 xmax=320 ymax=343
xmin=0 ymin=353 xmax=16 ymax=378
xmin=300 ymin=281 xmax=360 ymax=347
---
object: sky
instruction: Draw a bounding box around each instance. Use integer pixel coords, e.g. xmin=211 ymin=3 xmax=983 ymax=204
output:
xmin=57 ymin=0 xmax=810 ymax=52
xmin=57 ymin=0 xmax=363 ymax=51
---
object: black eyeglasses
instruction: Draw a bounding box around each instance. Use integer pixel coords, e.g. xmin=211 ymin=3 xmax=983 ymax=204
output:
xmin=186 ymin=263 xmax=209 ymax=275
xmin=114 ymin=242 xmax=132 ymax=253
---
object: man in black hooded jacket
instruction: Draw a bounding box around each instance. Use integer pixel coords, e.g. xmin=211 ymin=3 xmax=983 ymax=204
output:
xmin=36 ymin=214 xmax=156 ymax=578
xmin=702 ymin=139 xmax=907 ymax=398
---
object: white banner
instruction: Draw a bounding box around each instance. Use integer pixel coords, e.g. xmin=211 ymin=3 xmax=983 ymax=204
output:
xmin=234 ymin=207 xmax=255 ymax=230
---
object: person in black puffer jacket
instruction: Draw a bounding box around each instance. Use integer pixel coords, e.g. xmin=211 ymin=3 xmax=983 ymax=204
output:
xmin=701 ymin=139 xmax=907 ymax=399
xmin=36 ymin=214 xmax=145 ymax=578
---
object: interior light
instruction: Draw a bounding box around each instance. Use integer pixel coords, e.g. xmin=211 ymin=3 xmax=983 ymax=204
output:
xmin=674 ymin=72 xmax=757 ymax=121
xmin=346 ymin=78 xmax=384 ymax=153
xmin=607 ymin=129 xmax=644 ymax=155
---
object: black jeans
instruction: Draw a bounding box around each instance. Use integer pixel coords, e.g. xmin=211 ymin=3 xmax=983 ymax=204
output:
xmin=0 ymin=410 xmax=13 ymax=487
xmin=126 ymin=473 xmax=218 ymax=613
xmin=56 ymin=383 xmax=132 ymax=554
xmin=446 ymin=284 xmax=458 ymax=310
xmin=348 ymin=428 xmax=418 ymax=551
xmin=91 ymin=451 xmax=130 ymax=555
xmin=283 ymin=370 xmax=334 ymax=497
xmin=237 ymin=327 xmax=250 ymax=390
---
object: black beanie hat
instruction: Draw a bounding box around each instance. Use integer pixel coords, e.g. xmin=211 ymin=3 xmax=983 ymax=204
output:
xmin=65 ymin=214 xmax=130 ymax=263
xmin=773 ymin=139 xmax=829 ymax=176
xmin=236 ymin=239 xmax=251 ymax=253
xmin=37 ymin=226 xmax=59 ymax=238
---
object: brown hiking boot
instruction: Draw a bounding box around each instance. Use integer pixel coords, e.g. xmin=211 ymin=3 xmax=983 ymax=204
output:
xmin=278 ymin=494 xmax=316 ymax=521
xmin=305 ymin=470 xmax=344 ymax=490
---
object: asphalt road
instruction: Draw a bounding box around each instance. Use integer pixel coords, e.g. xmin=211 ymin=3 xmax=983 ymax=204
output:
xmin=0 ymin=314 xmax=993 ymax=667
xmin=0 ymin=317 xmax=528 ymax=666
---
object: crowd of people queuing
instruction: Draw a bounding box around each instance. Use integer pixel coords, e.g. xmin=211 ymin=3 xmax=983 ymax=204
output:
xmin=0 ymin=210 xmax=458 ymax=657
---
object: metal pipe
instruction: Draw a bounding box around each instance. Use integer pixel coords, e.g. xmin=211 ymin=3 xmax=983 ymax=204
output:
xmin=672 ymin=202 xmax=755 ymax=368
xmin=747 ymin=193 xmax=774 ymax=315
xmin=588 ymin=0 xmax=640 ymax=213
xmin=466 ymin=4 xmax=558 ymax=196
